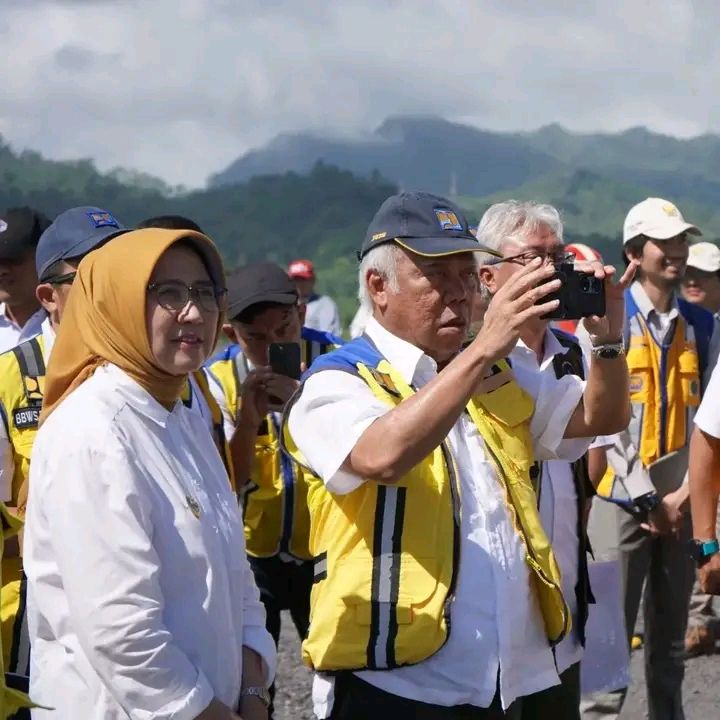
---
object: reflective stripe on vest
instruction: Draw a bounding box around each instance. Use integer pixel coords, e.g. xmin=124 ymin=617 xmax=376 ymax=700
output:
xmin=368 ymin=485 xmax=406 ymax=669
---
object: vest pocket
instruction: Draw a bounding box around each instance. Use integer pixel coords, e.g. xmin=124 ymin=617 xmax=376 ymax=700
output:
xmin=626 ymin=345 xmax=652 ymax=404
xmin=679 ymin=349 xmax=701 ymax=407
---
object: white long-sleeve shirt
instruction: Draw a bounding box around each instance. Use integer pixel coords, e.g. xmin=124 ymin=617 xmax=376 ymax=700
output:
xmin=288 ymin=317 xmax=589 ymax=716
xmin=24 ymin=363 xmax=276 ymax=720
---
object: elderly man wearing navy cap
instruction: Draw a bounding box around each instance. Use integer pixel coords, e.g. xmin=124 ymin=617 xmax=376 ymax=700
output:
xmin=0 ymin=207 xmax=51 ymax=354
xmin=282 ymin=192 xmax=632 ymax=719
xmin=0 ymin=205 xmax=125 ymax=700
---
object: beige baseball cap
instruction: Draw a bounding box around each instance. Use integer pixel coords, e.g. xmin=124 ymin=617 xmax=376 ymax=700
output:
xmin=623 ymin=197 xmax=701 ymax=244
xmin=687 ymin=241 xmax=720 ymax=273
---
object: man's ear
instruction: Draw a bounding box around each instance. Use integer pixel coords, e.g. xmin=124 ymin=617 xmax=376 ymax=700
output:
xmin=366 ymin=269 xmax=389 ymax=311
xmin=222 ymin=322 xmax=237 ymax=344
xmin=478 ymin=265 xmax=497 ymax=296
xmin=35 ymin=283 xmax=57 ymax=315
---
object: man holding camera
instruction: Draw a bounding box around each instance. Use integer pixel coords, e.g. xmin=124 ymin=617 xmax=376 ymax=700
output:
xmin=477 ymin=200 xmax=624 ymax=720
xmin=582 ymin=198 xmax=714 ymax=720
xmin=282 ymin=192 xmax=632 ymax=719
xmin=205 ymin=263 xmax=342 ymax=716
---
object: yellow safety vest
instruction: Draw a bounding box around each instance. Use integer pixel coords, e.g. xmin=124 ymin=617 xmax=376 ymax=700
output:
xmin=0 ymin=336 xmax=47 ymax=517
xmin=0 ymin=505 xmax=34 ymax=717
xmin=205 ymin=329 xmax=340 ymax=560
xmin=281 ymin=345 xmax=569 ymax=672
xmin=626 ymin=313 xmax=701 ymax=467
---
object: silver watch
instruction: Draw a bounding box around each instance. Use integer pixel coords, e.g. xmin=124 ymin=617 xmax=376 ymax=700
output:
xmin=240 ymin=685 xmax=271 ymax=707
xmin=590 ymin=342 xmax=625 ymax=360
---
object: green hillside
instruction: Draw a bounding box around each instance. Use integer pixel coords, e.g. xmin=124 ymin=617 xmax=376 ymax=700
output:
xmin=0 ymin=138 xmax=395 ymax=325
xmin=3 ymin=128 xmax=719 ymax=328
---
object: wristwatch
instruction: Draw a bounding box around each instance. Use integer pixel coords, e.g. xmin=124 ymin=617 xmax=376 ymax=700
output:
xmin=240 ymin=685 xmax=271 ymax=708
xmin=590 ymin=341 xmax=625 ymax=360
xmin=689 ymin=538 xmax=720 ymax=567
xmin=634 ymin=491 xmax=661 ymax=514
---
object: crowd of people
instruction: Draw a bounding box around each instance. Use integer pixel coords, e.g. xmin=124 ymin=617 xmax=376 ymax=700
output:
xmin=0 ymin=189 xmax=718 ymax=720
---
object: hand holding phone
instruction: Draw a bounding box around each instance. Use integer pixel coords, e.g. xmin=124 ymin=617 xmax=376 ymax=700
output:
xmin=267 ymin=342 xmax=302 ymax=409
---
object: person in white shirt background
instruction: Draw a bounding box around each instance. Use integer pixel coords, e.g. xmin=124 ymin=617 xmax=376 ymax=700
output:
xmin=477 ymin=200 xmax=636 ymax=720
xmin=0 ymin=207 xmax=51 ymax=354
xmin=287 ymin=258 xmax=342 ymax=336
xmin=285 ymin=191 xmax=632 ymax=720
xmin=24 ymin=227 xmax=275 ymax=720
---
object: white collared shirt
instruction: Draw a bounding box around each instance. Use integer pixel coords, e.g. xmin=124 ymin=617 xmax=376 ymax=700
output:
xmin=288 ymin=317 xmax=587 ymax=715
xmin=0 ymin=302 xmax=46 ymax=354
xmin=510 ymin=330 xmax=592 ymax=675
xmin=24 ymin=364 xmax=276 ymax=720
xmin=304 ymin=294 xmax=341 ymax=336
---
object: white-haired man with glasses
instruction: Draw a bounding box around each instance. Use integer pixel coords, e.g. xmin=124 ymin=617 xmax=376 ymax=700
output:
xmin=478 ymin=200 xmax=637 ymax=720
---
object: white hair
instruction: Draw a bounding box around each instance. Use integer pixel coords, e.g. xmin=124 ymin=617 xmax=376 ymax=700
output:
xmin=476 ymin=200 xmax=564 ymax=301
xmin=476 ymin=200 xmax=564 ymax=255
xmin=357 ymin=243 xmax=402 ymax=312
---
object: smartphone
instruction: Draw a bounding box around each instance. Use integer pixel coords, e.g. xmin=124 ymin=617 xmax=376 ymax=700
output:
xmin=542 ymin=262 xmax=606 ymax=320
xmin=269 ymin=342 xmax=302 ymax=380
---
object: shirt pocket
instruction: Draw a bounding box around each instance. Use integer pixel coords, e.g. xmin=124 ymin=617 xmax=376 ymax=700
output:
xmin=626 ymin=344 xmax=652 ymax=404
xmin=678 ymin=348 xmax=701 ymax=407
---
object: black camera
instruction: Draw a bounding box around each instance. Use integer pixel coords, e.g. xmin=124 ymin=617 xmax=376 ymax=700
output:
xmin=542 ymin=262 xmax=606 ymax=320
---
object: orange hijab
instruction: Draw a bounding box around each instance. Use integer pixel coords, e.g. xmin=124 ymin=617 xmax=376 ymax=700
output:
xmin=40 ymin=227 xmax=225 ymax=423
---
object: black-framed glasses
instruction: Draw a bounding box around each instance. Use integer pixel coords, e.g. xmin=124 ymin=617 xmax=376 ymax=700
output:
xmin=485 ymin=250 xmax=577 ymax=267
xmin=148 ymin=280 xmax=228 ymax=313
xmin=43 ymin=271 xmax=77 ymax=286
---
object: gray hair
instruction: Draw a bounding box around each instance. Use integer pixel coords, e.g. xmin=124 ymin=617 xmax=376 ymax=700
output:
xmin=476 ymin=200 xmax=563 ymax=301
xmin=476 ymin=200 xmax=564 ymax=256
xmin=358 ymin=243 xmax=402 ymax=312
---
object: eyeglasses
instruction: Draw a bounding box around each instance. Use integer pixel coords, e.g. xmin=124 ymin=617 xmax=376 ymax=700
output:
xmin=43 ymin=271 xmax=77 ymax=286
xmin=485 ymin=250 xmax=577 ymax=267
xmin=148 ymin=280 xmax=228 ymax=313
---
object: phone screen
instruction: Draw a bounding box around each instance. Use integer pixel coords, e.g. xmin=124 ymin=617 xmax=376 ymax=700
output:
xmin=269 ymin=342 xmax=302 ymax=380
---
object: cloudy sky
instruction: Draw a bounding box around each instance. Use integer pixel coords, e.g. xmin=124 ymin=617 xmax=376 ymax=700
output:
xmin=1 ymin=0 xmax=718 ymax=187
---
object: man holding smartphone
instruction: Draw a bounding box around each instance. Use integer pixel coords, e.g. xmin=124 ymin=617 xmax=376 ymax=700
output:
xmin=477 ymin=200 xmax=635 ymax=720
xmin=205 ymin=263 xmax=342 ymax=715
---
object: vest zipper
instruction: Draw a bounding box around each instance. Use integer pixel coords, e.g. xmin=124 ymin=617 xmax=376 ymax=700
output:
xmin=438 ymin=441 xmax=462 ymax=633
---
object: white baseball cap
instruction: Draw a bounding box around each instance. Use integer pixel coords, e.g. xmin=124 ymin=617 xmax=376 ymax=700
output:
xmin=687 ymin=241 xmax=720 ymax=273
xmin=623 ymin=197 xmax=701 ymax=245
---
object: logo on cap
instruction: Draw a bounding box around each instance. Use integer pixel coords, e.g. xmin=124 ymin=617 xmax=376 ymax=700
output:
xmin=434 ymin=209 xmax=462 ymax=231
xmin=371 ymin=232 xmax=387 ymax=242
xmin=0 ymin=220 xmax=7 ymax=233
xmin=662 ymin=203 xmax=679 ymax=217
xmin=86 ymin=211 xmax=119 ymax=229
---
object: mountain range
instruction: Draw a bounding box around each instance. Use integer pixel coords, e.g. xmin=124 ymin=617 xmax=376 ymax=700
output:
xmin=210 ymin=116 xmax=720 ymax=243
xmin=3 ymin=116 xmax=720 ymax=326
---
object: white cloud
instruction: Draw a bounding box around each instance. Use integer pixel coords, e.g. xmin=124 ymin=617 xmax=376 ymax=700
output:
xmin=1 ymin=0 xmax=719 ymax=186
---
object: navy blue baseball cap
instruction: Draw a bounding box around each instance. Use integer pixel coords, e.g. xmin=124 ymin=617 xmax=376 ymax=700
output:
xmin=359 ymin=192 xmax=499 ymax=260
xmin=36 ymin=206 xmax=127 ymax=281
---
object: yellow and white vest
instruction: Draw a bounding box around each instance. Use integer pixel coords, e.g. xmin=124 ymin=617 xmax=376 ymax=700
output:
xmin=281 ymin=337 xmax=570 ymax=672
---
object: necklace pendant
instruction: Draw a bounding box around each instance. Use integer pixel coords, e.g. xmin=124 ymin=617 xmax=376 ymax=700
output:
xmin=186 ymin=495 xmax=202 ymax=518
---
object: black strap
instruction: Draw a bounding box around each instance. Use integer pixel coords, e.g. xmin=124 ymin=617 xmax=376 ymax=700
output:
xmin=12 ymin=337 xmax=46 ymax=406
xmin=550 ymin=329 xmax=595 ymax=646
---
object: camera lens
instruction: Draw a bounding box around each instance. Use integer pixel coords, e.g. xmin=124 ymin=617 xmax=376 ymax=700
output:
xmin=581 ymin=276 xmax=601 ymax=294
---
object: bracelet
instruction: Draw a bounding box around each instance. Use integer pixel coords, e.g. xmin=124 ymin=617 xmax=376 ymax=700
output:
xmin=240 ymin=686 xmax=271 ymax=708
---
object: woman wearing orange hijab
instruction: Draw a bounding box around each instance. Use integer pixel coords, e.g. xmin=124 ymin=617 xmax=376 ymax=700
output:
xmin=23 ymin=229 xmax=275 ymax=720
